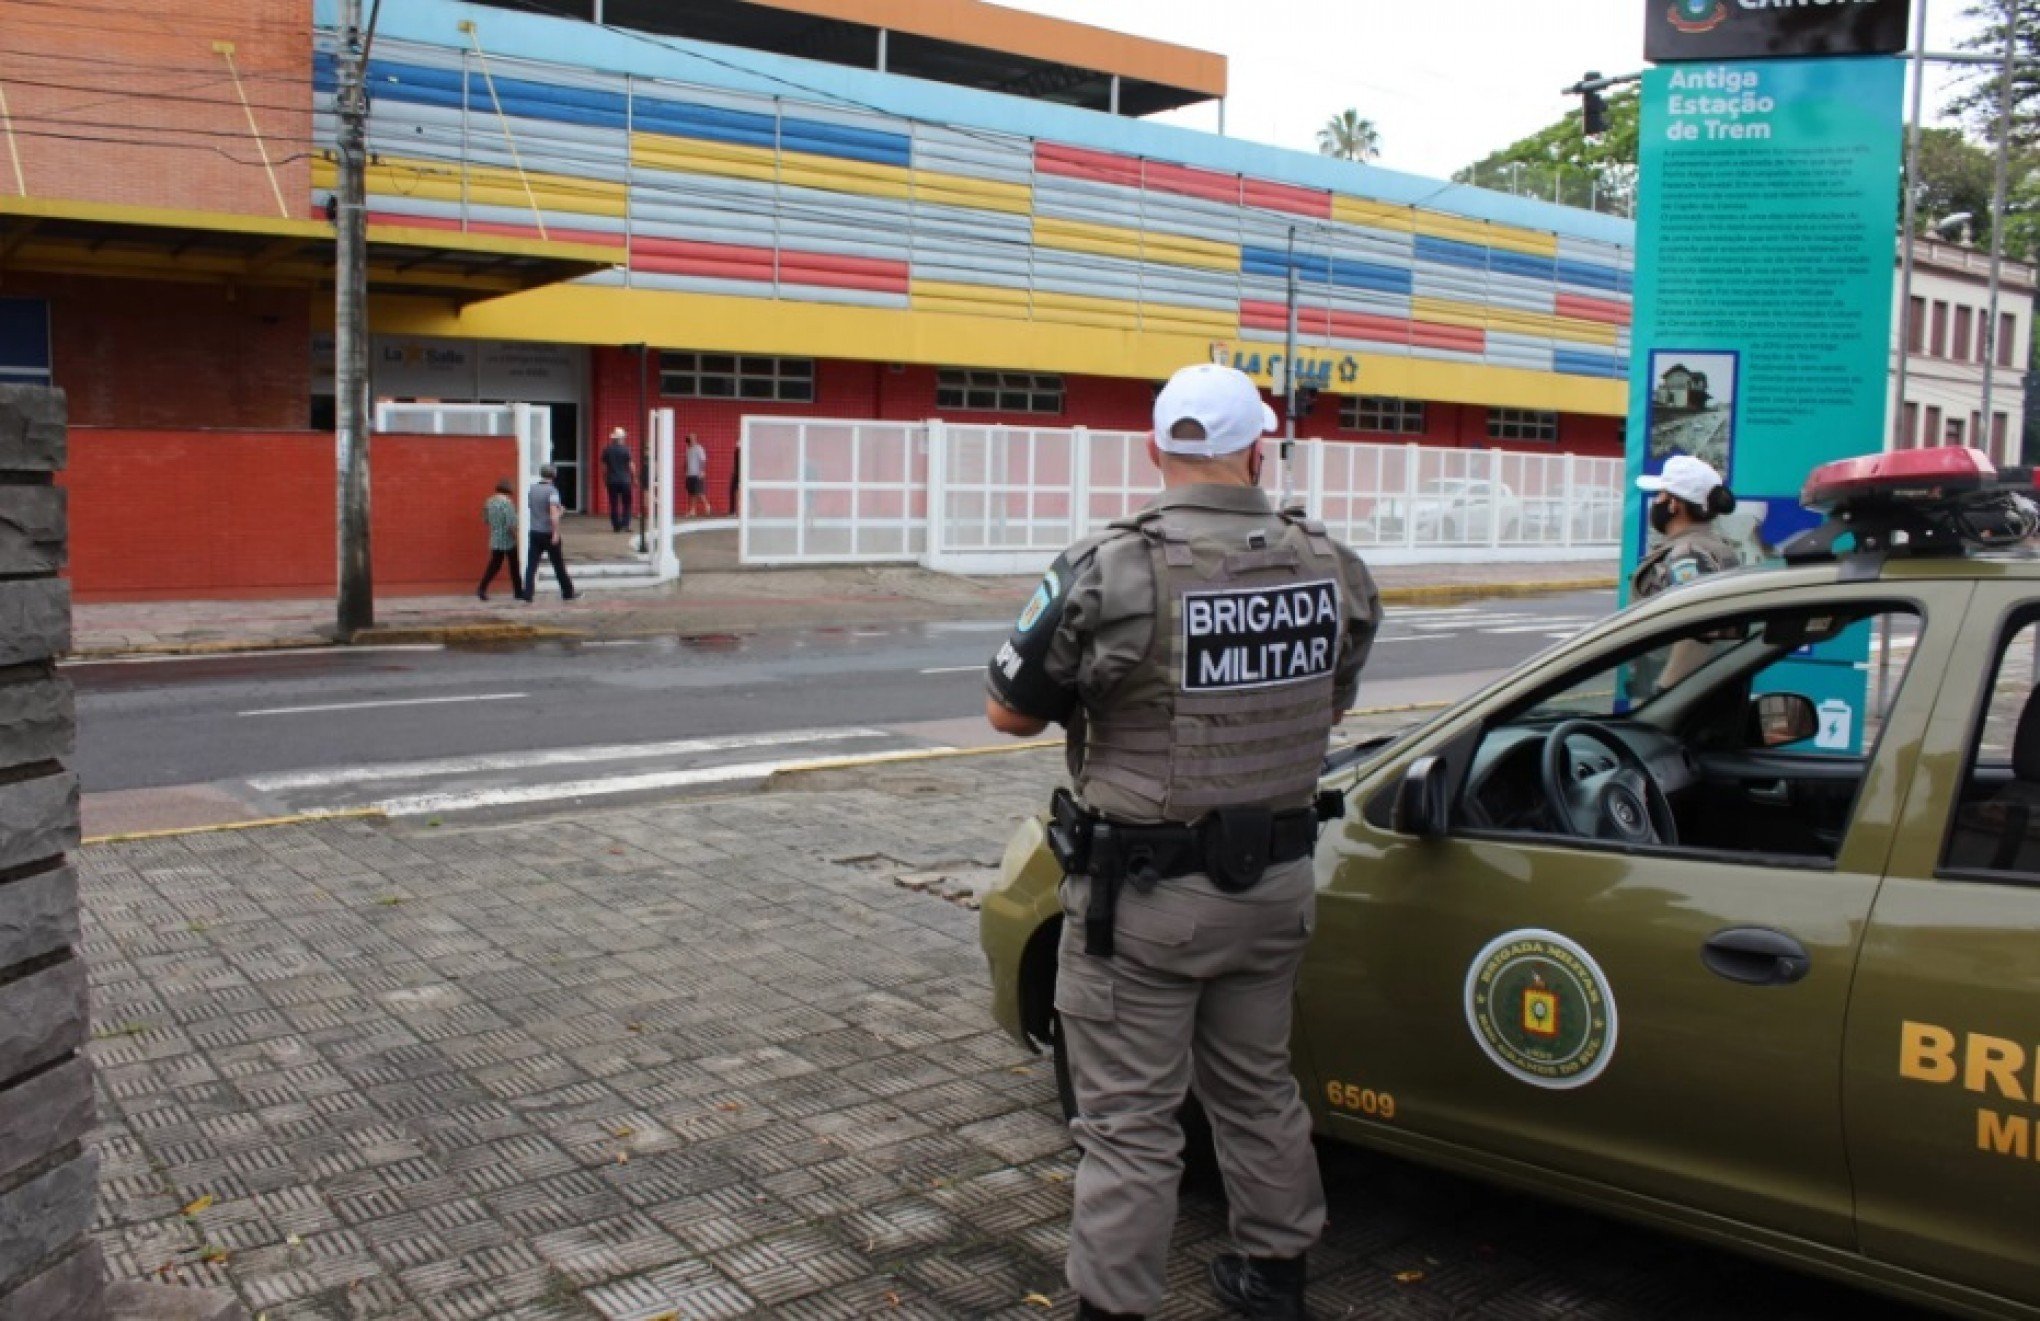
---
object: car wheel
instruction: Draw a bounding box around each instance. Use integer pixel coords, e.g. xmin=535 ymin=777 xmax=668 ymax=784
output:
xmin=1050 ymin=1010 xmax=1220 ymax=1188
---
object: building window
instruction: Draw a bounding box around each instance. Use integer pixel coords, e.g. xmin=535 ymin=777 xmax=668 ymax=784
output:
xmin=1993 ymin=412 xmax=2010 ymax=460
xmin=659 ymin=352 xmax=814 ymax=402
xmin=1340 ymin=395 xmax=1426 ymax=434
xmin=1487 ymin=408 xmax=1558 ymax=442
xmin=1900 ymin=401 xmax=1918 ymax=449
xmin=0 ymin=297 xmax=51 ymax=386
xmin=1946 ymin=416 xmax=1966 ymax=446
xmin=2000 ymin=312 xmax=2017 ymax=368
xmin=936 ymin=368 xmax=1064 ymax=414
xmin=1907 ymin=296 xmax=1925 ymax=353
xmin=1925 ymin=405 xmax=1943 ymax=446
xmin=1954 ymin=306 xmax=1973 ymax=361
xmin=1931 ymin=301 xmax=1949 ymax=357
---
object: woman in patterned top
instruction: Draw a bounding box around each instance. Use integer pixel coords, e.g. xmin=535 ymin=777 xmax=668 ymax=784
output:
xmin=478 ymin=477 xmax=525 ymax=602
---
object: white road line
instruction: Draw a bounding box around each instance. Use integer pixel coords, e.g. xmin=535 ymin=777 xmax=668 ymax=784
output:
xmin=373 ymin=754 xmax=883 ymax=817
xmin=238 ymin=693 xmax=526 ymax=718
xmin=919 ymin=665 xmax=984 ymax=674
xmin=245 ymin=727 xmax=890 ymax=792
xmin=66 ymin=644 xmax=445 ymax=666
xmin=1375 ymin=634 xmax=1450 ymax=644
xmin=924 ymin=621 xmax=1013 ymax=633
xmin=1482 ymin=624 xmax=1592 ymax=635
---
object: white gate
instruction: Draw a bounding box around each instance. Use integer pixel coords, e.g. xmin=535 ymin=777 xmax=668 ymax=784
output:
xmin=739 ymin=415 xmax=1623 ymax=573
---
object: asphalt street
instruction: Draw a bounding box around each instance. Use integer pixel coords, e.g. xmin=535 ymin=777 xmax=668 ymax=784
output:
xmin=73 ymin=590 xmax=1615 ymax=832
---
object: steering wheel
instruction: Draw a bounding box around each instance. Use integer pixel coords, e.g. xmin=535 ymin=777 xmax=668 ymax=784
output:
xmin=1538 ymin=719 xmax=1678 ymax=846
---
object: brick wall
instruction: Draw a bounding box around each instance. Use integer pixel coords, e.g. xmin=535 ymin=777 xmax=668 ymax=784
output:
xmin=9 ymin=274 xmax=311 ymax=431
xmin=0 ymin=0 xmax=311 ymax=219
xmin=60 ymin=430 xmax=513 ymax=601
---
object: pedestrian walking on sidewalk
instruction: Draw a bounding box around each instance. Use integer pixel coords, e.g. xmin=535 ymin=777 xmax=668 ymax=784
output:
xmin=477 ymin=477 xmax=524 ymax=602
xmin=602 ymin=426 xmax=636 ymax=532
xmin=522 ymin=464 xmax=577 ymax=602
xmin=983 ymin=363 xmax=1381 ymax=1321
xmin=684 ymin=434 xmax=710 ymax=517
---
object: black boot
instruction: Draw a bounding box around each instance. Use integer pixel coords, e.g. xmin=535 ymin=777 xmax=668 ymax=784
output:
xmin=1209 ymin=1253 xmax=1309 ymax=1320
xmin=1076 ymin=1300 xmax=1144 ymax=1320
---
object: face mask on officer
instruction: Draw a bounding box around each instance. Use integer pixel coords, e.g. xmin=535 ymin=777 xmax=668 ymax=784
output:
xmin=1649 ymin=495 xmax=1675 ymax=535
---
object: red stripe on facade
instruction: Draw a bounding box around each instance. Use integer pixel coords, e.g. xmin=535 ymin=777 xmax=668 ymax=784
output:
xmin=1241 ymin=300 xmax=1486 ymax=354
xmin=1035 ymin=142 xmax=1145 ymax=187
xmin=1139 ymin=158 xmax=1241 ymax=206
xmin=630 ymin=237 xmax=908 ymax=292
xmin=1240 ymin=178 xmax=1332 ymax=219
xmin=1555 ymin=292 xmax=1632 ymax=326
xmin=364 ymin=210 xmax=627 ymax=249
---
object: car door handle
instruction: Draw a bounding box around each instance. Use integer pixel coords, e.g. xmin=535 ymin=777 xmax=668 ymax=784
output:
xmin=1744 ymin=779 xmax=1791 ymax=805
xmin=1702 ymin=927 xmax=1812 ymax=986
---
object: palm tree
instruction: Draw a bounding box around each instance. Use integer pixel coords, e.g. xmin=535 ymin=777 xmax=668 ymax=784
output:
xmin=1318 ymin=110 xmax=1380 ymax=162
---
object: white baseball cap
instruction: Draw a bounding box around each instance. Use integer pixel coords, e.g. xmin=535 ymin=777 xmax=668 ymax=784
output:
xmin=1637 ymin=454 xmax=1724 ymax=506
xmin=1153 ymin=364 xmax=1279 ymax=457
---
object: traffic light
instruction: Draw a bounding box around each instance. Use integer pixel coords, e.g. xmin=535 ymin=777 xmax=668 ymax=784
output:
xmin=1580 ymin=71 xmax=1608 ymax=136
xmin=1292 ymin=386 xmax=1320 ymax=420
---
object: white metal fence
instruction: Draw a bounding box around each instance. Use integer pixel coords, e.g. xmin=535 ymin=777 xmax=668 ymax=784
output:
xmin=740 ymin=416 xmax=1624 ymax=574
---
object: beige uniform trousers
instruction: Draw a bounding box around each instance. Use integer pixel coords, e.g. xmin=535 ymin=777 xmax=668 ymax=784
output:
xmin=1054 ymin=858 xmax=1326 ymax=1314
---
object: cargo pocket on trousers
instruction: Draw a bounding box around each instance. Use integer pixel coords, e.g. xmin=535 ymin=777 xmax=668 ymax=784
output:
xmin=1054 ymin=968 xmax=1114 ymax=1025
xmin=1116 ymin=899 xmax=1194 ymax=949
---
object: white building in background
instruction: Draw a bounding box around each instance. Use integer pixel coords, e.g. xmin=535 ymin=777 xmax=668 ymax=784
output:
xmin=1891 ymin=237 xmax=2036 ymax=460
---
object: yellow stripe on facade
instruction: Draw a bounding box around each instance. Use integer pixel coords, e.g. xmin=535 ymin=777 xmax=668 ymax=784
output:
xmin=1032 ymin=215 xmax=1238 ymax=272
xmin=313 ymin=155 xmax=627 ymax=219
xmin=367 ymin=283 xmax=1627 ymax=416
xmin=1329 ymin=197 xmax=1417 ymax=234
xmin=1410 ymin=297 xmax=1620 ymax=347
xmin=1410 ymin=210 xmax=1559 ymax=258
xmin=910 ymin=170 xmax=1032 ymax=214
xmin=631 ymin=133 xmax=1030 ymax=214
xmin=912 ymin=279 xmax=1032 ymax=311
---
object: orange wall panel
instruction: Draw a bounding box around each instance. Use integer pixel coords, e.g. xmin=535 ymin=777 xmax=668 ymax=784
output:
xmin=60 ymin=429 xmax=512 ymax=601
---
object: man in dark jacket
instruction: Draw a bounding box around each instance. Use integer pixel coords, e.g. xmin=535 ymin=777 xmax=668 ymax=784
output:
xmin=602 ymin=426 xmax=636 ymax=532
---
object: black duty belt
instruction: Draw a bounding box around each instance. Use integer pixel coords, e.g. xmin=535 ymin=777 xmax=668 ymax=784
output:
xmin=1048 ymin=788 xmax=1344 ymax=958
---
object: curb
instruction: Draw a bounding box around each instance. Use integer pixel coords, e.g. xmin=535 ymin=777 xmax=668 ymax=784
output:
xmin=66 ymin=578 xmax=1613 ymax=659
xmin=83 ymin=807 xmax=387 ymax=847
xmin=1379 ymin=577 xmax=1614 ymax=606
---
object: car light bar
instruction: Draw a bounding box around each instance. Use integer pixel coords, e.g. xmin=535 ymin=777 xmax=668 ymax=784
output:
xmin=1800 ymin=446 xmax=1997 ymax=512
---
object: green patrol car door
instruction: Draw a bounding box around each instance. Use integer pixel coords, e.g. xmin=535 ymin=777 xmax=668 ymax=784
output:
xmin=1299 ymin=587 xmax=1950 ymax=1248
xmin=1844 ymin=578 xmax=2040 ymax=1311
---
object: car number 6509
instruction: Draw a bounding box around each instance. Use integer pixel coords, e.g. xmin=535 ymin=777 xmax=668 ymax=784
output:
xmin=1325 ymin=1080 xmax=1397 ymax=1120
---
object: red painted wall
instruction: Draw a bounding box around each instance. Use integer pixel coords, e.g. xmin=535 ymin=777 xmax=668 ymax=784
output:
xmin=61 ymin=429 xmax=513 ymax=601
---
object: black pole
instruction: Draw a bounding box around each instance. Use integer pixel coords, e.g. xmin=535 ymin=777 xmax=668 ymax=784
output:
xmin=634 ymin=343 xmax=649 ymax=553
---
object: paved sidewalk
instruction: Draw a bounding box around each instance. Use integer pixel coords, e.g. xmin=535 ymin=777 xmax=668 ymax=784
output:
xmin=71 ymin=526 xmax=1614 ymax=657
xmin=80 ymin=746 xmax=1912 ymax=1320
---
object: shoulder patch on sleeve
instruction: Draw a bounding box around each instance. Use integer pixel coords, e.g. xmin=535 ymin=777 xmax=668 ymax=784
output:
xmin=1669 ymin=558 xmax=1701 ymax=585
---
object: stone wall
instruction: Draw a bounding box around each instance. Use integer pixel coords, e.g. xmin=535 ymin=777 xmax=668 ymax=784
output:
xmin=0 ymin=384 xmax=97 ymax=1320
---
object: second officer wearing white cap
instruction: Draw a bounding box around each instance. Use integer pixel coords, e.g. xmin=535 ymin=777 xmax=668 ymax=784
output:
xmin=983 ymin=363 xmax=1380 ymax=1321
xmin=1631 ymin=453 xmax=1739 ymax=600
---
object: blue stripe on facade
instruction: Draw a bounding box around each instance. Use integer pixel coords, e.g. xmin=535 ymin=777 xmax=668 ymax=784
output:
xmin=1554 ymin=349 xmax=1628 ymax=379
xmin=1240 ymin=247 xmax=1412 ymax=298
xmin=329 ymin=52 xmax=912 ymax=167
xmin=1555 ymin=257 xmax=1633 ymax=295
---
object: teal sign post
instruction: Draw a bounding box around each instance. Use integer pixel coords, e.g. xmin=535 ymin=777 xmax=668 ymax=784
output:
xmin=1625 ymin=38 xmax=1907 ymax=748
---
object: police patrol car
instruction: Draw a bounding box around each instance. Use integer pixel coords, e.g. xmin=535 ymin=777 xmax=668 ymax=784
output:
xmin=980 ymin=447 xmax=2040 ymax=1319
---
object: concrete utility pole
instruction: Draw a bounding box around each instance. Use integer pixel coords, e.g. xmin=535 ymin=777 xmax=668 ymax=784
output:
xmin=1282 ymin=224 xmax=1299 ymax=505
xmin=1978 ymin=0 xmax=2017 ymax=456
xmin=335 ymin=0 xmax=374 ymax=636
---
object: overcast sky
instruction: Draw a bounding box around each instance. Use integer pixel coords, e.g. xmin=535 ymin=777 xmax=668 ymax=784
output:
xmin=1003 ymin=0 xmax=1990 ymax=179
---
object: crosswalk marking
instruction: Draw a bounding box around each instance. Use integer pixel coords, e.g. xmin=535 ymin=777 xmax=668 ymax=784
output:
xmin=371 ymin=757 xmax=822 ymax=817
xmin=245 ymin=727 xmax=890 ymax=792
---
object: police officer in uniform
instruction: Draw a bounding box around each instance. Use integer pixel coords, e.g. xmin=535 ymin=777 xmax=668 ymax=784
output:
xmin=1631 ymin=454 xmax=1738 ymax=600
xmin=984 ymin=363 xmax=1380 ymax=1321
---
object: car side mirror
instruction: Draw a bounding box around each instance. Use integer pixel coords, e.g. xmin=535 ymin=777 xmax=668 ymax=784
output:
xmin=1392 ymin=755 xmax=1452 ymax=838
xmin=1750 ymin=692 xmax=1818 ymax=747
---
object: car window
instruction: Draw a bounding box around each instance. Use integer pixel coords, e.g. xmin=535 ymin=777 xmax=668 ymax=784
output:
xmin=1941 ymin=610 xmax=2040 ymax=885
xmin=1462 ymin=603 xmax=1920 ymax=863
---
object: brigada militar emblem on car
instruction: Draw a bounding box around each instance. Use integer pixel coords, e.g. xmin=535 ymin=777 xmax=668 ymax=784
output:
xmin=1465 ymin=929 xmax=1618 ymax=1089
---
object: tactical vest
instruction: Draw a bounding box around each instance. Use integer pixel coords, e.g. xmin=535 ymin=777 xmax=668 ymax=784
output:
xmin=1079 ymin=505 xmax=1343 ymax=823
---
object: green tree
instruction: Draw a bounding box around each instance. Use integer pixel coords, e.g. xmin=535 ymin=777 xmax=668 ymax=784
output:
xmin=1945 ymin=0 xmax=2040 ymax=156
xmin=1317 ymin=110 xmax=1380 ymax=163
xmin=1909 ymin=127 xmax=1997 ymax=236
xmin=1452 ymin=86 xmax=1640 ymax=215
